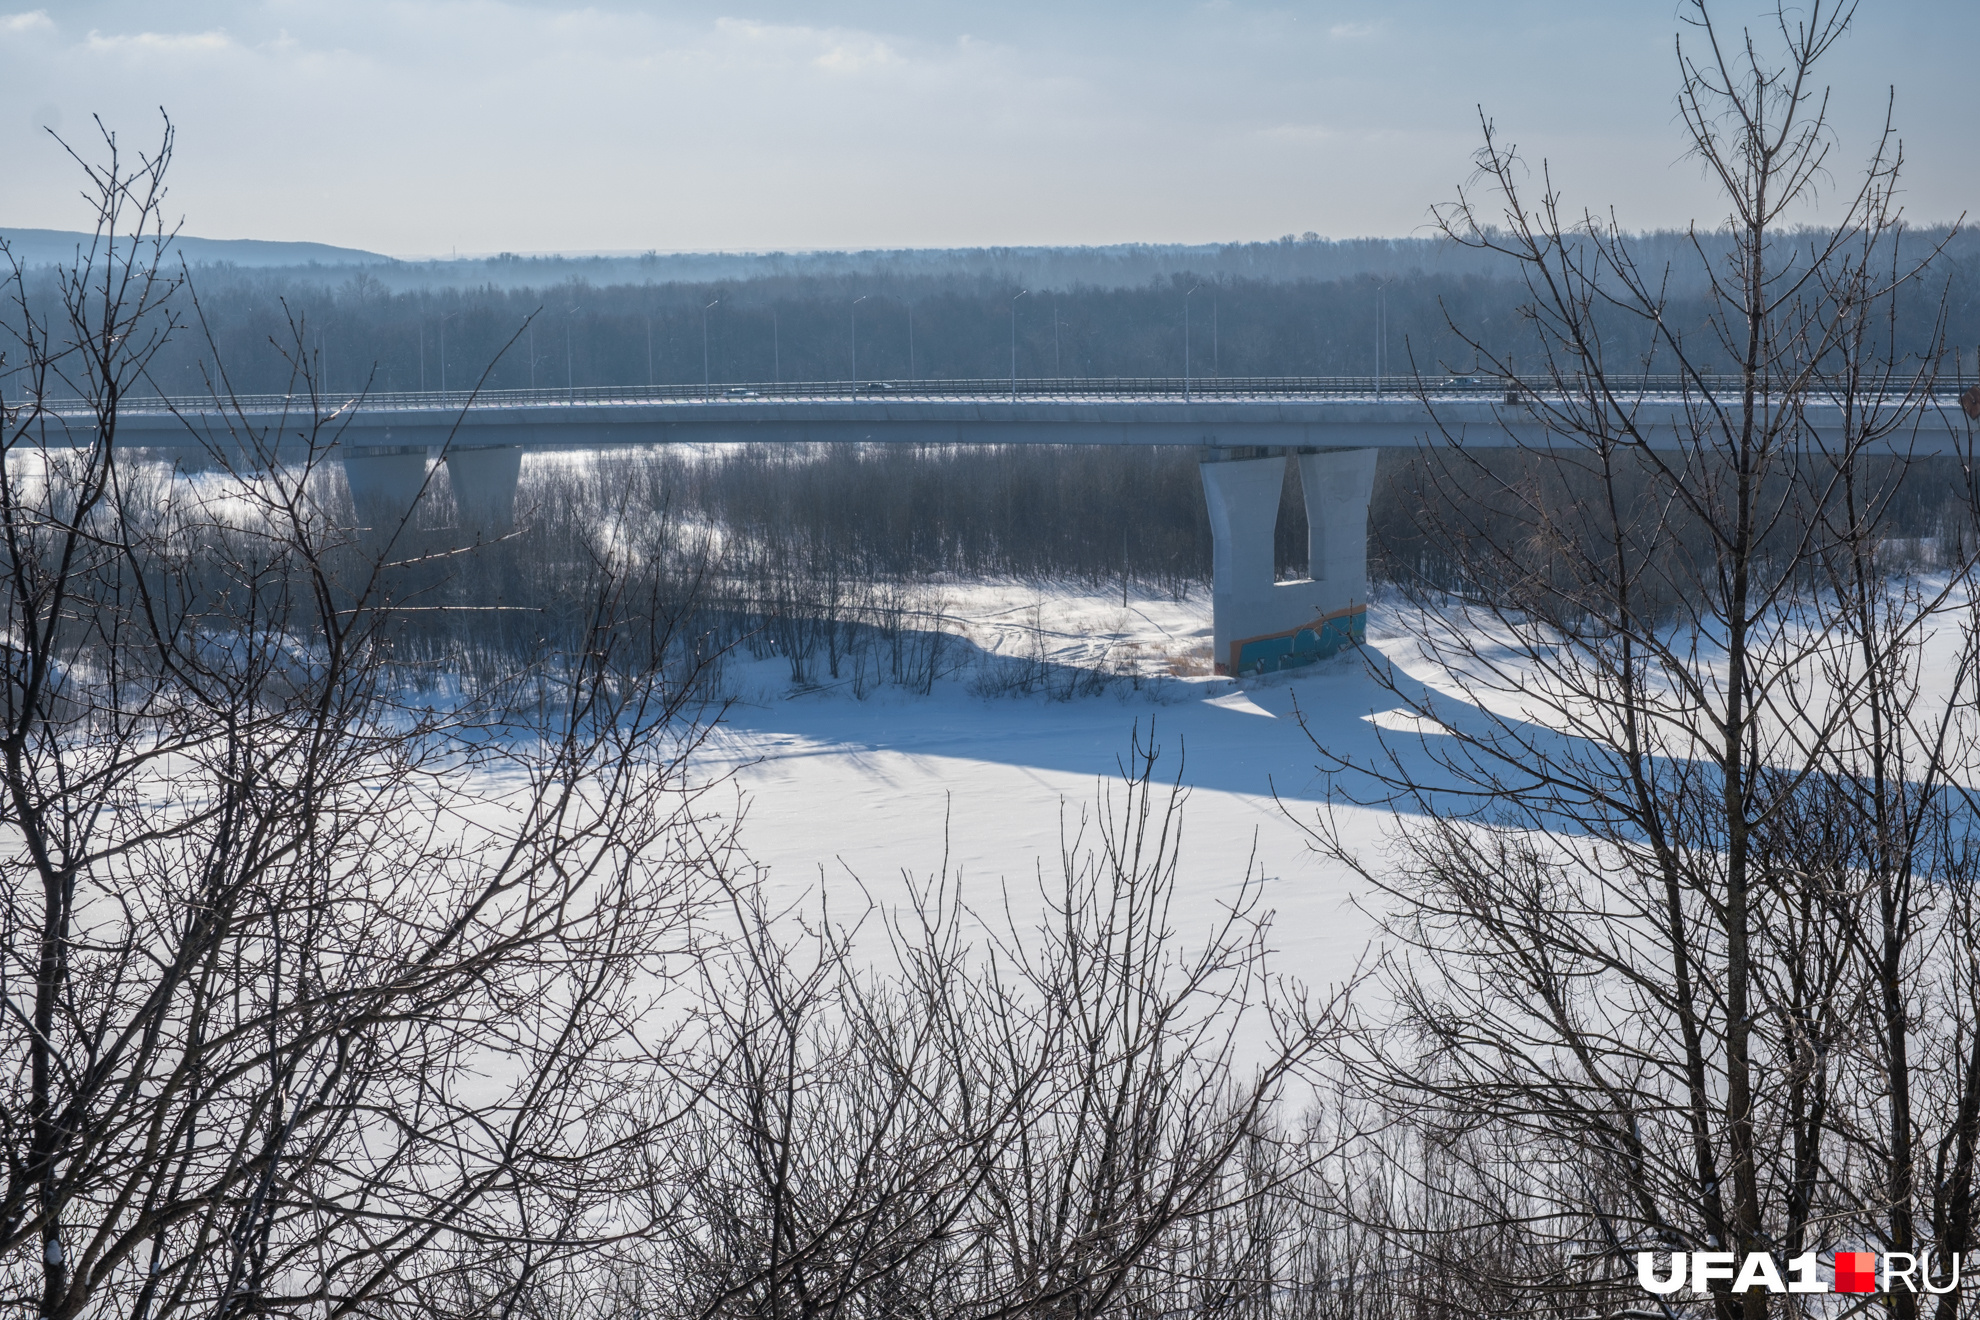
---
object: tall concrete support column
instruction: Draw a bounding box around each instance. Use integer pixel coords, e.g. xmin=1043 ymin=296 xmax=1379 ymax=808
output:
xmin=342 ymin=447 xmax=431 ymax=538
xmin=1299 ymin=447 xmax=1379 ymax=591
xmin=445 ymin=446 xmax=522 ymax=538
xmin=1201 ymin=454 xmax=1283 ymax=597
xmin=1200 ymin=448 xmax=1378 ymax=677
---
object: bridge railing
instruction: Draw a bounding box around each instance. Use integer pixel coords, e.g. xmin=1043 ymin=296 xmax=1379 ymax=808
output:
xmin=13 ymin=373 xmax=1976 ymax=417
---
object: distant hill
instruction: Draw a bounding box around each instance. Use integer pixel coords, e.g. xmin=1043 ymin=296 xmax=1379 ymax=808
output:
xmin=0 ymin=227 xmax=392 ymax=269
xmin=353 ymin=237 xmax=1505 ymax=293
xmin=178 ymin=226 xmax=1980 ymax=296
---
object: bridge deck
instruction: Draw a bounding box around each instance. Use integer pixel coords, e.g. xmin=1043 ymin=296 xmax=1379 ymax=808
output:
xmin=14 ymin=376 xmax=1973 ymax=454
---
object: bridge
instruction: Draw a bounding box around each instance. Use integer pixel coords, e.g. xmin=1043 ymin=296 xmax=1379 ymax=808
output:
xmin=33 ymin=375 xmax=1979 ymax=677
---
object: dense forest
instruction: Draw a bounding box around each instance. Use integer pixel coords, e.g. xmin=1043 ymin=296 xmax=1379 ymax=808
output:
xmin=8 ymin=226 xmax=1976 ymax=400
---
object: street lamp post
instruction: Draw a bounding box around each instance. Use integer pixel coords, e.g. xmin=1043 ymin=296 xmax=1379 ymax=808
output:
xmin=1375 ymin=281 xmax=1388 ymax=399
xmin=439 ymin=311 xmax=461 ymax=396
xmin=567 ymin=306 xmax=582 ymax=402
xmin=1010 ymin=289 xmax=1028 ymax=401
xmin=852 ymin=295 xmax=870 ymax=382
xmin=1183 ymin=284 xmax=1202 ymax=401
xmin=703 ymin=299 xmax=720 ymax=389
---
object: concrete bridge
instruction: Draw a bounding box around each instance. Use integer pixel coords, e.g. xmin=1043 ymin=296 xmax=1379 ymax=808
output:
xmin=44 ymin=376 xmax=1979 ymax=677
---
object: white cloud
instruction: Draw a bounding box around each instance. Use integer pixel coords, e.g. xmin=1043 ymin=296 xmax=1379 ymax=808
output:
xmin=812 ymin=37 xmax=901 ymax=74
xmin=83 ymin=28 xmax=234 ymax=55
xmin=0 ymin=10 xmax=53 ymax=33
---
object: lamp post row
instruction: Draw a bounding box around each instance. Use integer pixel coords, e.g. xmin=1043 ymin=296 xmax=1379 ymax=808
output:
xmin=514 ymin=289 xmax=1219 ymax=394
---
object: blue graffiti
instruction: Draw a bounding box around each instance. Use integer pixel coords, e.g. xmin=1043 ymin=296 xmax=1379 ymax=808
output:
xmin=1233 ymin=610 xmax=1365 ymax=677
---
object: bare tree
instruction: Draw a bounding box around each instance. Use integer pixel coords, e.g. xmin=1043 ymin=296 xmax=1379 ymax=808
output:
xmin=638 ymin=731 xmax=1344 ymax=1320
xmin=1293 ymin=3 xmax=1979 ymax=1318
xmin=0 ymin=118 xmax=734 ymax=1320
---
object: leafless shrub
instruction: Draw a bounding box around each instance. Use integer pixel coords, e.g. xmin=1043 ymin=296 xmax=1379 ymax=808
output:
xmin=0 ymin=116 xmax=736 ymax=1320
xmin=633 ymin=730 xmax=1347 ymax=1320
xmin=1294 ymin=4 xmax=1980 ymax=1317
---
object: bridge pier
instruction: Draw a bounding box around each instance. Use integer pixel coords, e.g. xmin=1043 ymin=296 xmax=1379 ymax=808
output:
xmin=341 ymin=445 xmax=522 ymax=541
xmin=444 ymin=446 xmax=522 ymax=538
xmin=1200 ymin=447 xmax=1377 ymax=677
xmin=341 ymin=447 xmax=431 ymax=538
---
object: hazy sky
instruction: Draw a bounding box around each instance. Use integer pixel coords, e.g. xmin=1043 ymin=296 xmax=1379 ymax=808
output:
xmin=0 ymin=1 xmax=1969 ymax=256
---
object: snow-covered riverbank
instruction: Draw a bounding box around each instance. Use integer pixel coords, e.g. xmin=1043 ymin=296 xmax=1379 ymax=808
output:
xmin=692 ymin=580 xmax=1412 ymax=987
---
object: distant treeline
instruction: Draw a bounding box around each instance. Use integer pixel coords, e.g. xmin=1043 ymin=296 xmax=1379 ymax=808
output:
xmin=9 ymin=228 xmax=1975 ymax=401
xmin=29 ymin=225 xmax=1933 ymax=291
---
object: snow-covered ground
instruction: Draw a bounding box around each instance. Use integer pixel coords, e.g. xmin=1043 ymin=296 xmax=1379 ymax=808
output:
xmin=693 ymin=581 xmax=1412 ymax=988
xmin=690 ymin=569 xmax=1980 ymax=1007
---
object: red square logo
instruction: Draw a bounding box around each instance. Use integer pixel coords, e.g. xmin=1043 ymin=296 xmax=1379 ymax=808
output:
xmin=1835 ymin=1251 xmax=1877 ymax=1294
